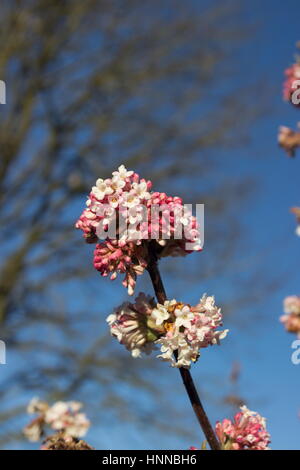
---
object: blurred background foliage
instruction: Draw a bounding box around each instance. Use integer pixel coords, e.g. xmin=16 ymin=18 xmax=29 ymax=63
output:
xmin=0 ymin=0 xmax=275 ymax=449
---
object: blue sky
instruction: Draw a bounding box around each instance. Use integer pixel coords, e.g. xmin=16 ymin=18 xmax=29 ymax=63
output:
xmin=197 ymin=0 xmax=300 ymax=450
xmin=85 ymin=1 xmax=300 ymax=450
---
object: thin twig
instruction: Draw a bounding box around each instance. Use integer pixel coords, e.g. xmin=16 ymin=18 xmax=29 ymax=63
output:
xmin=146 ymin=242 xmax=220 ymax=450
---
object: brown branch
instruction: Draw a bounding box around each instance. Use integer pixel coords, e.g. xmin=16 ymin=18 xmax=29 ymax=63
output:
xmin=146 ymin=242 xmax=221 ymax=450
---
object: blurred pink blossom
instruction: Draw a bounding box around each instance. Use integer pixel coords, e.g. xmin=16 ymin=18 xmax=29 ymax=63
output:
xmin=280 ymin=296 xmax=300 ymax=336
xmin=283 ymin=63 xmax=300 ymax=106
xmin=215 ymin=406 xmax=270 ymax=450
xmin=23 ymin=398 xmax=90 ymax=442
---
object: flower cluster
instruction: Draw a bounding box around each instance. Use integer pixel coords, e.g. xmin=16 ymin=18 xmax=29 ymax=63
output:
xmin=283 ymin=63 xmax=300 ymax=106
xmin=107 ymin=293 xmax=228 ymax=368
xmin=76 ymin=165 xmax=152 ymax=244
xmin=215 ymin=406 xmax=270 ymax=450
xmin=23 ymin=398 xmax=90 ymax=442
xmin=107 ymin=292 xmax=159 ymax=358
xmin=93 ymin=240 xmax=148 ymax=295
xmin=76 ymin=165 xmax=201 ymax=294
xmin=280 ymin=295 xmax=300 ymax=336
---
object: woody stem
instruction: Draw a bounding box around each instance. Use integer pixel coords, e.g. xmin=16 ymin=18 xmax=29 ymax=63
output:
xmin=146 ymin=242 xmax=220 ymax=451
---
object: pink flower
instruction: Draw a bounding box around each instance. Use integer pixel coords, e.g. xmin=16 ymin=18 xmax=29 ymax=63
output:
xmin=93 ymin=240 xmax=148 ymax=295
xmin=75 ymin=208 xmax=100 ymax=243
xmin=145 ymin=191 xmax=201 ymax=256
xmin=76 ymin=165 xmax=201 ymax=294
xmin=280 ymin=296 xmax=300 ymax=336
xmin=215 ymin=406 xmax=271 ymax=450
xmin=278 ymin=125 xmax=300 ymax=158
xmin=283 ymin=64 xmax=300 ymax=106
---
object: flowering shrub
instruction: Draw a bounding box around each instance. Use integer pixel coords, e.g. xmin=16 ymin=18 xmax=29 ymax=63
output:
xmin=23 ymin=398 xmax=90 ymax=443
xmin=107 ymin=293 xmax=228 ymax=368
xmin=76 ymin=165 xmax=201 ymax=294
xmin=215 ymin=406 xmax=270 ymax=450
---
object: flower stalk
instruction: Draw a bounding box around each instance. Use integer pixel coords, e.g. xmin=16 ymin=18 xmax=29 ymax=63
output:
xmin=146 ymin=241 xmax=221 ymax=451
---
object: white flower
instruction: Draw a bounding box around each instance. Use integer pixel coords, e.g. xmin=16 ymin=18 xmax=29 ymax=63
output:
xmin=176 ymin=341 xmax=197 ymax=368
xmin=63 ymin=412 xmax=90 ymax=438
xmin=132 ymin=181 xmax=151 ymax=200
xmin=111 ymin=175 xmax=126 ymax=191
xmin=156 ymin=337 xmax=176 ymax=363
xmin=108 ymin=194 xmax=122 ymax=208
xmin=45 ymin=401 xmax=69 ymax=424
xmin=112 ymin=165 xmax=134 ymax=180
xmin=126 ymin=204 xmax=146 ymax=225
xmin=156 ymin=332 xmax=196 ymax=368
xmin=180 ymin=215 xmax=189 ymax=226
xmin=174 ymin=305 xmax=194 ymax=329
xmin=155 ymin=295 xmax=227 ymax=368
xmin=45 ymin=401 xmax=90 ymax=438
xmin=107 ymin=295 xmax=158 ymax=358
xmin=164 ymin=299 xmax=177 ymax=309
xmin=27 ymin=397 xmax=49 ymax=414
xmin=284 ymin=296 xmax=300 ymax=315
xmin=151 ymin=304 xmax=170 ymax=326
xmin=101 ymin=206 xmax=116 ymax=225
xmin=92 ymin=178 xmax=113 ymax=200
xmin=239 ymin=406 xmax=267 ymax=429
xmin=107 ymin=312 xmax=117 ymax=325
xmin=200 ymin=294 xmax=216 ymax=312
xmin=85 ymin=210 xmax=97 ymax=220
xmin=123 ymin=192 xmax=141 ymax=208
